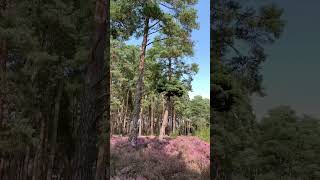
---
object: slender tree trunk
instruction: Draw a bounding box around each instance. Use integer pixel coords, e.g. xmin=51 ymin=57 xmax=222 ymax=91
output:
xmin=23 ymin=148 xmax=30 ymax=180
xmin=72 ymin=0 xmax=108 ymax=179
xmin=128 ymin=16 xmax=150 ymax=146
xmin=117 ymin=105 xmax=121 ymax=134
xmin=159 ymin=97 xmax=169 ymax=140
xmin=185 ymin=120 xmax=187 ymax=135
xmin=173 ymin=106 xmax=176 ymax=133
xmin=0 ymin=38 xmax=8 ymax=126
xmin=159 ymin=97 xmax=165 ymax=135
xmin=138 ymin=107 xmax=143 ymax=137
xmin=122 ymin=90 xmax=129 ymax=135
xmin=0 ymin=157 xmax=3 ymax=179
xmin=33 ymin=113 xmax=45 ymax=180
xmin=47 ymin=81 xmax=63 ymax=180
xmin=117 ymin=106 xmax=122 ymax=134
xmin=168 ymin=58 xmax=172 ymax=133
xmin=150 ymin=97 xmax=154 ymax=136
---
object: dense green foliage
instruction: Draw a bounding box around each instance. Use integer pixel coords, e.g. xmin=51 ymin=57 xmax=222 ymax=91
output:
xmin=0 ymin=0 xmax=92 ymax=154
xmin=0 ymin=0 xmax=109 ymax=179
xmin=212 ymin=1 xmax=320 ymax=179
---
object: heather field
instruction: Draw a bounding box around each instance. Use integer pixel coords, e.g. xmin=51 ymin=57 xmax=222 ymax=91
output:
xmin=110 ymin=136 xmax=210 ymax=180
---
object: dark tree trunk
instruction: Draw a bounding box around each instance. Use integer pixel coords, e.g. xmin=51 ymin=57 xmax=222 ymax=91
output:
xmin=128 ymin=17 xmax=150 ymax=146
xmin=0 ymin=38 xmax=8 ymax=126
xmin=72 ymin=0 xmax=108 ymax=179
xmin=47 ymin=80 xmax=63 ymax=180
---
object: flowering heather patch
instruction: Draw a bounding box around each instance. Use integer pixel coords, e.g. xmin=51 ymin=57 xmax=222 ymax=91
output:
xmin=110 ymin=135 xmax=210 ymax=180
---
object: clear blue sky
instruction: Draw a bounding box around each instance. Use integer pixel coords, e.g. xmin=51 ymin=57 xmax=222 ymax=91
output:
xmin=126 ymin=0 xmax=210 ymax=100
xmin=250 ymin=0 xmax=320 ymax=119
xmin=188 ymin=0 xmax=210 ymax=99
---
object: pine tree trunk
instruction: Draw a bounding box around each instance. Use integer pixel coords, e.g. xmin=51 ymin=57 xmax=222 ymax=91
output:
xmin=23 ymin=148 xmax=30 ymax=180
xmin=185 ymin=120 xmax=187 ymax=135
xmin=72 ymin=0 xmax=107 ymax=179
xmin=159 ymin=97 xmax=170 ymax=140
xmin=0 ymin=157 xmax=3 ymax=179
xmin=173 ymin=106 xmax=176 ymax=133
xmin=33 ymin=112 xmax=45 ymax=180
xmin=47 ymin=81 xmax=63 ymax=180
xmin=95 ymin=142 xmax=108 ymax=180
xmin=128 ymin=16 xmax=150 ymax=146
xmin=138 ymin=107 xmax=143 ymax=137
xmin=159 ymin=97 xmax=165 ymax=135
xmin=0 ymin=38 xmax=8 ymax=126
xmin=150 ymin=97 xmax=154 ymax=136
xmin=122 ymin=90 xmax=129 ymax=135
xmin=168 ymin=58 xmax=172 ymax=134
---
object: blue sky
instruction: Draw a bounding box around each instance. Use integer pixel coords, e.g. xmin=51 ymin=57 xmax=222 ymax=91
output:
xmin=126 ymin=0 xmax=210 ymax=99
xmin=250 ymin=0 xmax=320 ymax=119
xmin=188 ymin=0 xmax=210 ymax=99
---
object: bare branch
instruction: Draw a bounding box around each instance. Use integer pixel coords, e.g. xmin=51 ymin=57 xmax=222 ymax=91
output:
xmin=160 ymin=3 xmax=176 ymax=11
xmin=149 ymin=20 xmax=160 ymax=29
xmin=225 ymin=41 xmax=242 ymax=57
xmin=148 ymin=27 xmax=164 ymax=36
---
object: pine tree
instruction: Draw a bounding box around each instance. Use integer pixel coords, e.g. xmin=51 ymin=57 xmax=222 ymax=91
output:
xmin=111 ymin=0 xmax=199 ymax=146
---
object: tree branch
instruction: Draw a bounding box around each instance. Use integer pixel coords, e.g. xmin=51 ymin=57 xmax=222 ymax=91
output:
xmin=148 ymin=27 xmax=163 ymax=36
xmin=149 ymin=20 xmax=160 ymax=29
xmin=146 ymin=37 xmax=170 ymax=46
xmin=160 ymin=3 xmax=176 ymax=11
xmin=225 ymin=41 xmax=242 ymax=57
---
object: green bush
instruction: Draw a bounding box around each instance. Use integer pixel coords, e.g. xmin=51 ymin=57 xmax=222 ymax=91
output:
xmin=195 ymin=126 xmax=210 ymax=142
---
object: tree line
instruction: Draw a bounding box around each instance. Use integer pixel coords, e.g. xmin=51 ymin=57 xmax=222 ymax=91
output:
xmin=110 ymin=0 xmax=209 ymax=143
xmin=212 ymin=0 xmax=320 ymax=179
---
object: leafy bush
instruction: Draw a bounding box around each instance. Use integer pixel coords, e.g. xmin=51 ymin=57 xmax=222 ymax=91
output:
xmin=195 ymin=126 xmax=210 ymax=143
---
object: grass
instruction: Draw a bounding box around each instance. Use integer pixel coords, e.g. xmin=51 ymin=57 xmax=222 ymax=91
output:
xmin=195 ymin=126 xmax=210 ymax=143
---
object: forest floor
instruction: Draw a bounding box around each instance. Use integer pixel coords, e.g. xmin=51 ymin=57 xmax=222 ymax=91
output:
xmin=110 ymin=135 xmax=210 ymax=180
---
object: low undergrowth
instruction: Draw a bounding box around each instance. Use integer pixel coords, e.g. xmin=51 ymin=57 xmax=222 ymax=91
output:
xmin=110 ymin=135 xmax=210 ymax=180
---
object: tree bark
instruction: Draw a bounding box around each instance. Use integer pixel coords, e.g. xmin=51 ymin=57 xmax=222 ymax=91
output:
xmin=128 ymin=16 xmax=149 ymax=146
xmin=150 ymin=97 xmax=154 ymax=136
xmin=47 ymin=80 xmax=63 ymax=180
xmin=159 ymin=97 xmax=169 ymax=140
xmin=33 ymin=112 xmax=45 ymax=180
xmin=72 ymin=0 xmax=108 ymax=179
xmin=168 ymin=58 xmax=172 ymax=133
xmin=173 ymin=106 xmax=176 ymax=133
xmin=122 ymin=90 xmax=129 ymax=135
xmin=0 ymin=38 xmax=8 ymax=126
xmin=138 ymin=107 xmax=143 ymax=137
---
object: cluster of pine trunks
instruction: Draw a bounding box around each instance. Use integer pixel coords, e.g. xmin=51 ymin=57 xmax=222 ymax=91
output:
xmin=0 ymin=152 xmax=71 ymax=180
xmin=110 ymin=97 xmax=193 ymax=137
xmin=0 ymin=151 xmax=110 ymax=180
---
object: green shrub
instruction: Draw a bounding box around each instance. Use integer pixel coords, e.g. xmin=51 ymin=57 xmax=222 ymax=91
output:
xmin=195 ymin=126 xmax=210 ymax=142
